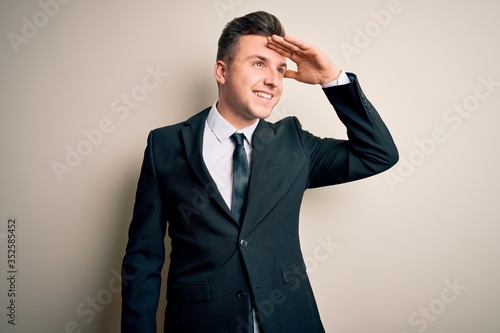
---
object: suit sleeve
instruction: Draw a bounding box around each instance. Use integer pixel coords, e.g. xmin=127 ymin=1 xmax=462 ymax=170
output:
xmin=121 ymin=131 xmax=167 ymax=333
xmin=300 ymin=72 xmax=399 ymax=188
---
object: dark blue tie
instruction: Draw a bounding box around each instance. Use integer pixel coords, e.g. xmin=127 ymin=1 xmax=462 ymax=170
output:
xmin=231 ymin=133 xmax=249 ymax=223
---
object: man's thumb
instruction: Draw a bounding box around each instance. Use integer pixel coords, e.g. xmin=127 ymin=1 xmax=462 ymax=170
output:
xmin=284 ymin=69 xmax=298 ymax=80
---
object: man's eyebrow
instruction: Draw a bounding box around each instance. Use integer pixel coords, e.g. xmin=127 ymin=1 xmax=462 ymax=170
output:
xmin=247 ymin=55 xmax=287 ymax=69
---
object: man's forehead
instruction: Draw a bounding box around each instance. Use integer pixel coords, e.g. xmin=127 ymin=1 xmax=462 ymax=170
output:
xmin=236 ymin=35 xmax=287 ymax=63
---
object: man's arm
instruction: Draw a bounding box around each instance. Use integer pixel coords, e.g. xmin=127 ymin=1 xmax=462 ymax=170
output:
xmin=311 ymin=73 xmax=398 ymax=187
xmin=267 ymin=35 xmax=398 ymax=186
xmin=121 ymin=131 xmax=166 ymax=333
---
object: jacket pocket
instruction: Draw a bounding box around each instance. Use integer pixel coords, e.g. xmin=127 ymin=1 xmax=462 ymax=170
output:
xmin=167 ymin=282 xmax=210 ymax=302
xmin=280 ymin=257 xmax=307 ymax=283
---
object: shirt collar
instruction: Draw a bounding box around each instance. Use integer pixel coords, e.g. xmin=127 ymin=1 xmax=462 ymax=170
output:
xmin=207 ymin=102 xmax=260 ymax=145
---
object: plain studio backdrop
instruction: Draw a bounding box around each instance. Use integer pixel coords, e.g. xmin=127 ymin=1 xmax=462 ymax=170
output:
xmin=1 ymin=1 xmax=499 ymax=332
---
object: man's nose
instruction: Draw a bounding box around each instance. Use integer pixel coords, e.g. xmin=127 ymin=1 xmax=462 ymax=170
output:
xmin=264 ymin=69 xmax=280 ymax=87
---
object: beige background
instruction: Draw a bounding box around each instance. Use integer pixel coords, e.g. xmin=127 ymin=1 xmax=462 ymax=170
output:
xmin=1 ymin=0 xmax=499 ymax=332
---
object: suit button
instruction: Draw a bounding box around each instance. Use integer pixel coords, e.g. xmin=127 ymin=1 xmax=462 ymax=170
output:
xmin=236 ymin=289 xmax=247 ymax=299
xmin=361 ymin=94 xmax=372 ymax=113
xmin=240 ymin=239 xmax=248 ymax=248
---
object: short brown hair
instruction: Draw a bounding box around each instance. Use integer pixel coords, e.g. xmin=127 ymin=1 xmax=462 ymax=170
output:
xmin=217 ymin=11 xmax=285 ymax=64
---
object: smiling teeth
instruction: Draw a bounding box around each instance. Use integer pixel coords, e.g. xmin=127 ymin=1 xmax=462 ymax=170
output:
xmin=255 ymin=91 xmax=272 ymax=100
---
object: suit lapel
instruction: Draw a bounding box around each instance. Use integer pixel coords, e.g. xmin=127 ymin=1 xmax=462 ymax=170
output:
xmin=180 ymin=110 xmax=281 ymax=230
xmin=180 ymin=108 xmax=235 ymax=223
xmin=240 ymin=120 xmax=276 ymax=232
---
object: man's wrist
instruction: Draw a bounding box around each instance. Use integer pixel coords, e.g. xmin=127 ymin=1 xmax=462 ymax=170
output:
xmin=321 ymin=70 xmax=350 ymax=88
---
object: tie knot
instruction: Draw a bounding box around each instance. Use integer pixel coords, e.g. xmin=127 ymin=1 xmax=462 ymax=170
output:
xmin=231 ymin=133 xmax=245 ymax=146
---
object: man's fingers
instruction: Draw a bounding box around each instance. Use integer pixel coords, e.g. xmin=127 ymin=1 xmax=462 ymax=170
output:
xmin=270 ymin=35 xmax=305 ymax=52
xmin=268 ymin=35 xmax=319 ymax=62
xmin=267 ymin=37 xmax=308 ymax=63
xmin=266 ymin=41 xmax=290 ymax=56
xmin=283 ymin=35 xmax=310 ymax=51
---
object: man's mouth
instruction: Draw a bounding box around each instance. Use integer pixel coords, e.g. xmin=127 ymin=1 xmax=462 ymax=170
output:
xmin=253 ymin=91 xmax=273 ymax=100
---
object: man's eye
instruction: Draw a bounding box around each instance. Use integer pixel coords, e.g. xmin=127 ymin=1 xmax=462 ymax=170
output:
xmin=254 ymin=62 xmax=263 ymax=67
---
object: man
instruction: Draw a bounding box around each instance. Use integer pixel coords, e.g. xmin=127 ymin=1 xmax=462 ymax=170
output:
xmin=121 ymin=11 xmax=398 ymax=333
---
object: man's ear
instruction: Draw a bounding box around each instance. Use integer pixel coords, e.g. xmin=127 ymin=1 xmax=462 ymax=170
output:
xmin=214 ymin=60 xmax=227 ymax=86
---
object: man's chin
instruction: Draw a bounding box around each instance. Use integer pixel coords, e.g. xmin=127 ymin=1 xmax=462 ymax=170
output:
xmin=258 ymin=112 xmax=273 ymax=120
xmin=254 ymin=106 xmax=275 ymax=120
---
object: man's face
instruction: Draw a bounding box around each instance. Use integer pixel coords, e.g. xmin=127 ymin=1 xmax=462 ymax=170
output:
xmin=215 ymin=34 xmax=287 ymax=128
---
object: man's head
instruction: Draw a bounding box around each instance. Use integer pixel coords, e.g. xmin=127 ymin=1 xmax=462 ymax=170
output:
xmin=214 ymin=11 xmax=287 ymax=129
xmin=217 ymin=11 xmax=285 ymax=65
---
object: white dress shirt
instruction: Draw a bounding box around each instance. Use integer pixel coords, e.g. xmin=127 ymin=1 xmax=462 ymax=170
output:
xmin=202 ymin=103 xmax=259 ymax=211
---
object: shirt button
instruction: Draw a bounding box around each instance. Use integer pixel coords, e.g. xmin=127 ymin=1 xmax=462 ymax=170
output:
xmin=240 ymin=239 xmax=248 ymax=248
xmin=236 ymin=289 xmax=247 ymax=299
